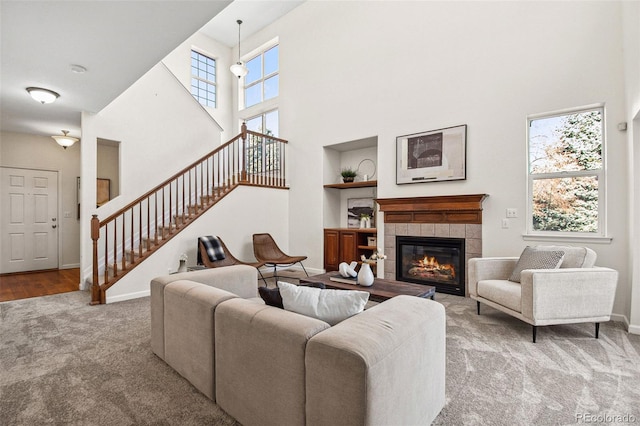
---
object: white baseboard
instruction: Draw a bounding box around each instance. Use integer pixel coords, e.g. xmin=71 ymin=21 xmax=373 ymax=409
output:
xmin=258 ymin=264 xmax=325 ymax=276
xmin=611 ymin=313 xmax=628 ymax=325
xmin=629 ymin=324 xmax=640 ymax=335
xmin=106 ymin=290 xmax=150 ymax=304
xmin=60 ymin=263 xmax=80 ymax=269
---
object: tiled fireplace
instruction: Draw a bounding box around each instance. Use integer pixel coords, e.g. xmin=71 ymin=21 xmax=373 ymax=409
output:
xmin=377 ymin=195 xmax=487 ymax=297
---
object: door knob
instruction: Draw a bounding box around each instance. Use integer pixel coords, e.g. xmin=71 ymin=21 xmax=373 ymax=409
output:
xmin=52 ymin=218 xmax=57 ymax=221
xmin=52 ymin=225 xmax=57 ymax=229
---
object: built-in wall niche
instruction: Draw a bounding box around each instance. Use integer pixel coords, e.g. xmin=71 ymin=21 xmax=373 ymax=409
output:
xmin=97 ymin=138 xmax=120 ymax=207
xmin=322 ymin=136 xmax=378 ymax=229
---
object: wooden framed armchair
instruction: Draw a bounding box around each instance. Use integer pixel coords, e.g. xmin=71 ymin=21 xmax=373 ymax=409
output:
xmin=198 ymin=236 xmax=267 ymax=285
xmin=252 ymin=233 xmax=309 ymax=281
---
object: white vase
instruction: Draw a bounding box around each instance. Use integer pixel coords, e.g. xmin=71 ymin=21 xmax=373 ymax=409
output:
xmin=357 ymin=262 xmax=375 ymax=287
xmin=178 ymin=259 xmax=187 ymax=273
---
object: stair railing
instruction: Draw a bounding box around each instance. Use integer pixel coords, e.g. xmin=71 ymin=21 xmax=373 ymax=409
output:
xmin=90 ymin=124 xmax=288 ymax=304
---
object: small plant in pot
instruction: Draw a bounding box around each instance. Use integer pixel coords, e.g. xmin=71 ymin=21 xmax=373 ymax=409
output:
xmin=340 ymin=167 xmax=357 ymax=183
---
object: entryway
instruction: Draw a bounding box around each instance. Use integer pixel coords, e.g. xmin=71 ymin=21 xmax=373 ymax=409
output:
xmin=0 ymin=268 xmax=79 ymax=302
xmin=0 ymin=167 xmax=59 ymax=273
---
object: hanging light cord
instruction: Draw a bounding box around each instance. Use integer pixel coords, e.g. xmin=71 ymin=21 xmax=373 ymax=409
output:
xmin=237 ymin=20 xmax=242 ymax=62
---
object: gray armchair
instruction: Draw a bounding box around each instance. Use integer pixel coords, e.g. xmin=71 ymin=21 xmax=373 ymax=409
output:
xmin=468 ymin=246 xmax=618 ymax=342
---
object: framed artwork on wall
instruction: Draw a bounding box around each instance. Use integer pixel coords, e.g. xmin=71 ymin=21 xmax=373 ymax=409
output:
xmin=396 ymin=124 xmax=467 ymax=184
xmin=97 ymin=178 xmax=111 ymax=207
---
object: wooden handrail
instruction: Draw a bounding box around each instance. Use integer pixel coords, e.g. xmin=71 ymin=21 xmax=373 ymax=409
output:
xmin=91 ymin=129 xmax=288 ymax=304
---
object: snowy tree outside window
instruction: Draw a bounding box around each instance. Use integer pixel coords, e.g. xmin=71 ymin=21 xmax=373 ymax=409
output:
xmin=527 ymin=106 xmax=605 ymax=235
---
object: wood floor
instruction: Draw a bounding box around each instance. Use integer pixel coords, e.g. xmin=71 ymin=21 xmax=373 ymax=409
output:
xmin=0 ymin=268 xmax=80 ymax=302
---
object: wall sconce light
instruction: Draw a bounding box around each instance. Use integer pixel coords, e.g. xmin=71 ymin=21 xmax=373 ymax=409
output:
xmin=229 ymin=20 xmax=249 ymax=79
xmin=26 ymin=87 xmax=60 ymax=104
xmin=52 ymin=130 xmax=78 ymax=149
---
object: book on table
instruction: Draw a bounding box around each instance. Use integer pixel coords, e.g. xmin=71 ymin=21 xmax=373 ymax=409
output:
xmin=329 ymin=275 xmax=358 ymax=285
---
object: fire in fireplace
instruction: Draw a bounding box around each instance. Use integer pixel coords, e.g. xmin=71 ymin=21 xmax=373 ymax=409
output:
xmin=396 ymin=236 xmax=465 ymax=296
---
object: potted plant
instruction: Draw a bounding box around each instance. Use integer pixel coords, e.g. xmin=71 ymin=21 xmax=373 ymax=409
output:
xmin=340 ymin=167 xmax=357 ymax=183
xmin=359 ymin=213 xmax=371 ymax=229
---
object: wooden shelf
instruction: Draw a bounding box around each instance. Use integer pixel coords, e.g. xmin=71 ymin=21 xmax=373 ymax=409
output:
xmin=324 ymin=180 xmax=377 ymax=189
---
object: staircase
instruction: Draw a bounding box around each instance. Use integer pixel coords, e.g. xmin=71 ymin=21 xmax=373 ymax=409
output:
xmin=90 ymin=124 xmax=288 ymax=304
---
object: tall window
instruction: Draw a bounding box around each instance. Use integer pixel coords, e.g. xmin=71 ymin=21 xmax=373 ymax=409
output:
xmin=244 ymin=45 xmax=279 ymax=108
xmin=527 ymin=106 xmax=605 ymax=235
xmin=245 ymin=110 xmax=279 ymax=137
xmin=244 ymin=110 xmax=279 ymax=174
xmin=191 ymin=50 xmax=216 ymax=108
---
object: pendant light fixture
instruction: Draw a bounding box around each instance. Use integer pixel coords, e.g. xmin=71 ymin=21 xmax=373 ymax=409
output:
xmin=52 ymin=130 xmax=78 ymax=149
xmin=26 ymin=87 xmax=60 ymax=104
xmin=229 ymin=19 xmax=249 ymax=79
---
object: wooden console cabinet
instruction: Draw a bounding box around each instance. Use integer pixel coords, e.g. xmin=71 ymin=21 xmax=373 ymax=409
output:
xmin=324 ymin=228 xmax=377 ymax=272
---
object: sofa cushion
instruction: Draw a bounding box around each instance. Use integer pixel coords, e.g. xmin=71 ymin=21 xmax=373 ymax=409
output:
xmin=508 ymin=246 xmax=564 ymax=283
xmin=278 ymin=281 xmax=369 ymax=326
xmin=534 ymin=245 xmax=596 ymax=268
xmin=215 ymin=298 xmax=330 ymax=426
xmin=477 ymin=279 xmax=522 ymax=313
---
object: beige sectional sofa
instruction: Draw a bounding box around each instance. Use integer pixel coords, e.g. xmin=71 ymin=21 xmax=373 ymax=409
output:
xmin=150 ymin=265 xmax=446 ymax=425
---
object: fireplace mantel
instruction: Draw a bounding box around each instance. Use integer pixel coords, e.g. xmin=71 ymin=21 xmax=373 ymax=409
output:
xmin=376 ymin=194 xmax=488 ymax=224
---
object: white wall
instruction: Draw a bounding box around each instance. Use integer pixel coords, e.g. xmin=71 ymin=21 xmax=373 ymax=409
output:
xmin=162 ymin=32 xmax=235 ymax=142
xmin=239 ymin=1 xmax=631 ymax=318
xmin=105 ymin=186 xmax=289 ymax=302
xmin=623 ymin=1 xmax=640 ymax=333
xmin=0 ymin=131 xmax=81 ymax=270
xmin=80 ymin=63 xmax=226 ymax=292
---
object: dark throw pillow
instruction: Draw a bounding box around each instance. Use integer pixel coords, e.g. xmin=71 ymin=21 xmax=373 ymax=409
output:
xmin=258 ymin=281 xmax=326 ymax=309
xmin=258 ymin=286 xmax=283 ymax=308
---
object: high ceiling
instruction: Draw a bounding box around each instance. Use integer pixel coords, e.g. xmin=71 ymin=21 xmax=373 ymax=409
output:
xmin=0 ymin=0 xmax=303 ymax=140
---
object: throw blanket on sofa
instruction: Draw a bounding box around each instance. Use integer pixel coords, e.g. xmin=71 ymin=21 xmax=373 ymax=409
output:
xmin=197 ymin=236 xmax=226 ymax=265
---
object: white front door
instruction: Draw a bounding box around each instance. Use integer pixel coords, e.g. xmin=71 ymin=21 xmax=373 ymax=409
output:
xmin=0 ymin=167 xmax=59 ymax=273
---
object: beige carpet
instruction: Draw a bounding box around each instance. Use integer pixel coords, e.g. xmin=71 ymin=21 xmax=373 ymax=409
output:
xmin=1 ymin=281 xmax=639 ymax=425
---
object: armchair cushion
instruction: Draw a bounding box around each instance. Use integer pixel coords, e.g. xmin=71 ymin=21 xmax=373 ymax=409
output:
xmin=477 ymin=279 xmax=522 ymax=312
xmin=533 ymin=245 xmax=597 ymax=268
xmin=508 ymin=246 xmax=564 ymax=283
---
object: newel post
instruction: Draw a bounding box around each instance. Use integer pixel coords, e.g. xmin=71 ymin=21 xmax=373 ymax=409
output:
xmin=240 ymin=122 xmax=248 ymax=182
xmin=90 ymin=214 xmax=102 ymax=305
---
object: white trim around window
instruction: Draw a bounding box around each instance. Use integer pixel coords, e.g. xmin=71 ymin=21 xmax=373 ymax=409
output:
xmin=525 ymin=103 xmax=610 ymax=242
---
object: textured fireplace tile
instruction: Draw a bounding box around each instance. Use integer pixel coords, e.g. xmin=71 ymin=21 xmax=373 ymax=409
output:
xmin=384 ymin=235 xmax=394 ymax=250
xmin=385 ymin=224 xmax=396 ymax=236
xmin=408 ymin=223 xmax=421 ymax=236
xmin=435 ymin=224 xmax=450 ymax=237
xmin=466 ymin=238 xmax=482 ymax=255
xmin=465 ymin=224 xmax=482 ymax=239
xmin=450 ymin=224 xmax=466 ymax=238
xmin=386 ymin=248 xmax=395 ymax=261
xmin=385 ymin=261 xmax=396 ymax=278
xmin=395 ymin=224 xmax=409 ymax=236
xmin=385 ymin=271 xmax=394 ymax=280
xmin=420 ymin=223 xmax=435 ymax=236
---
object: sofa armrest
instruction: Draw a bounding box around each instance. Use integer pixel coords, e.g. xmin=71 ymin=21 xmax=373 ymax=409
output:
xmin=151 ymin=265 xmax=258 ymax=359
xmin=520 ymin=267 xmax=618 ymax=324
xmin=468 ymin=257 xmax=518 ymax=297
xmin=305 ymin=296 xmax=446 ymax=426
xmin=152 ymin=264 xmax=258 ymax=298
xmin=163 ymin=280 xmax=238 ymax=401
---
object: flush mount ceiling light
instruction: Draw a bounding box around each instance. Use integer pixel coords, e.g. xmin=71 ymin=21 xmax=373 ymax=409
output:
xmin=229 ymin=19 xmax=248 ymax=79
xmin=51 ymin=130 xmax=78 ymax=149
xmin=26 ymin=87 xmax=60 ymax=104
xmin=70 ymin=64 xmax=87 ymax=74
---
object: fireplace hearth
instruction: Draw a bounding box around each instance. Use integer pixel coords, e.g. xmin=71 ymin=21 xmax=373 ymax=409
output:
xmin=396 ymin=236 xmax=465 ymax=296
